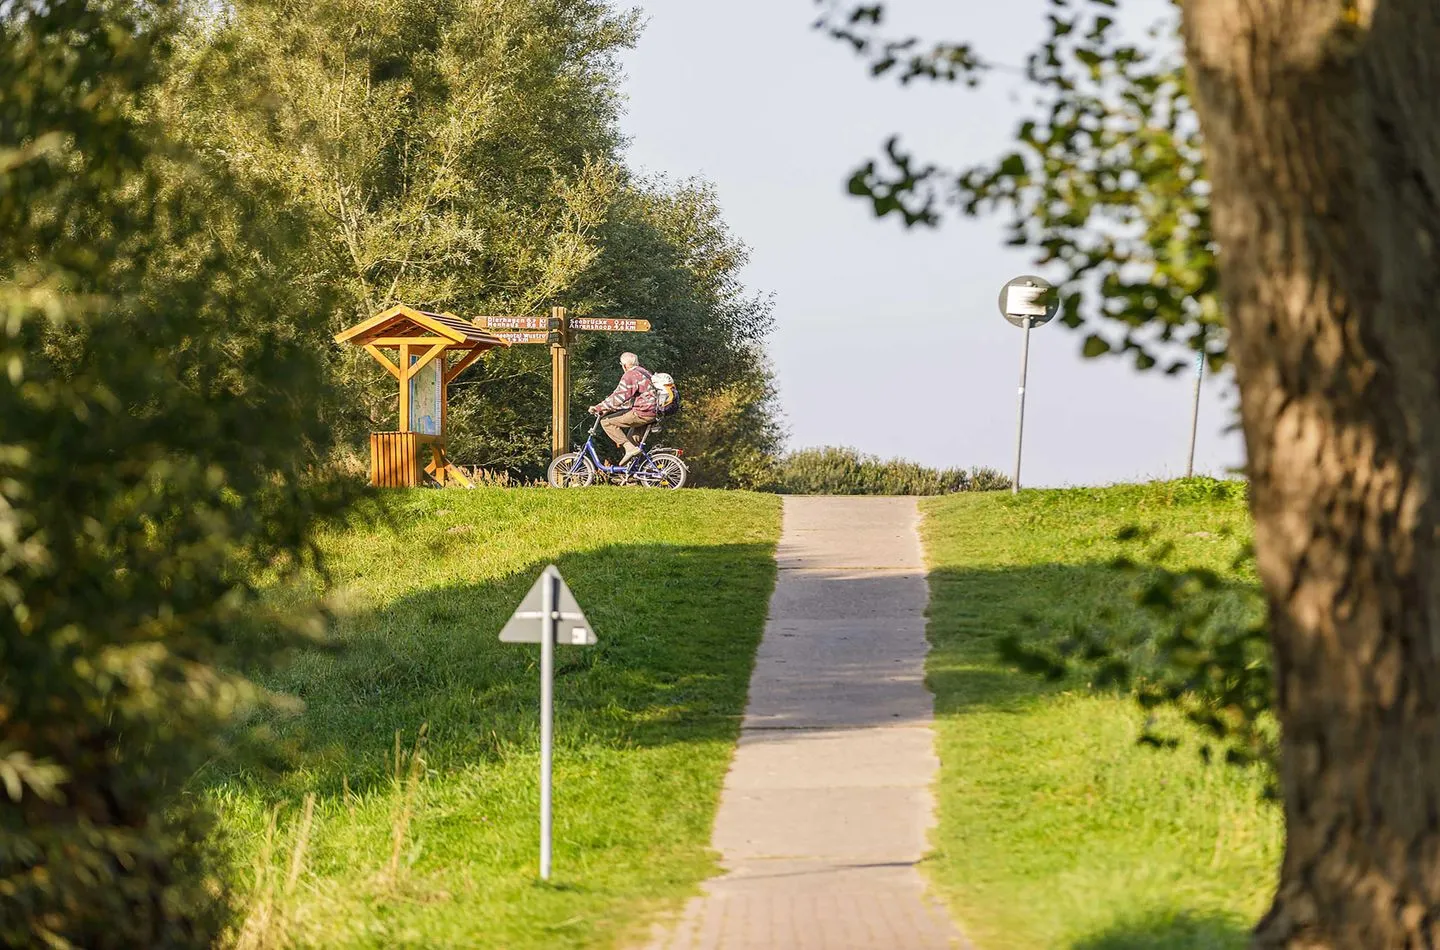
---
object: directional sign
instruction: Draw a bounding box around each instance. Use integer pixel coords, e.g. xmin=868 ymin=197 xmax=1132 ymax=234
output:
xmin=499 ymin=565 xmax=597 ymax=881
xmin=492 ymin=331 xmax=552 ymax=345
xmin=568 ymin=317 xmax=651 ymax=332
xmin=997 ymin=275 xmax=1061 ymax=329
xmin=474 ymin=315 xmax=548 ymax=331
xmin=499 ymin=566 xmax=596 ymax=645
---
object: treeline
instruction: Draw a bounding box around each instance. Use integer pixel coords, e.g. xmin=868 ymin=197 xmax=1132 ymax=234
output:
xmin=0 ymin=0 xmax=774 ymax=945
xmin=164 ymin=0 xmax=780 ymax=485
xmin=773 ymin=447 xmax=1011 ymax=495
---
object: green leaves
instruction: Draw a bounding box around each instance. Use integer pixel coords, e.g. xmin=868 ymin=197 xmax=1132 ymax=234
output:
xmin=823 ymin=0 xmax=1226 ymax=375
xmin=2 ymin=1 xmax=355 ymax=943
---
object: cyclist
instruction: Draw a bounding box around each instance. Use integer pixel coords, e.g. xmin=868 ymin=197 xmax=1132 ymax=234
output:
xmin=588 ymin=352 xmax=658 ymax=464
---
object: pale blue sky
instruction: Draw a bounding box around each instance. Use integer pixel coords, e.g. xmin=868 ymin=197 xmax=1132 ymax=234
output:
xmin=617 ymin=0 xmax=1244 ymax=486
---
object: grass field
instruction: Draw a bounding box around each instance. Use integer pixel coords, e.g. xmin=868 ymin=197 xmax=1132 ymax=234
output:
xmin=920 ymin=481 xmax=1282 ymax=950
xmin=207 ymin=488 xmax=781 ymax=949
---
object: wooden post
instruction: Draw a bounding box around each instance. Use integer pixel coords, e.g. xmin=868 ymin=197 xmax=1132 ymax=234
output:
xmin=441 ymin=353 xmax=450 ymax=436
xmin=550 ymin=306 xmax=570 ymax=461
xmin=398 ymin=342 xmax=412 ymax=433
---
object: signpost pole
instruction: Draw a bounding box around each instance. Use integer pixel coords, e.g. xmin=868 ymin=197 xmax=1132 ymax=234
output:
xmin=539 ymin=568 xmax=555 ymax=881
xmin=1012 ymin=316 xmax=1032 ymax=495
xmin=550 ymin=307 xmax=570 ymax=463
xmin=998 ymin=275 xmax=1057 ymax=495
xmin=1186 ymin=349 xmax=1204 ymax=478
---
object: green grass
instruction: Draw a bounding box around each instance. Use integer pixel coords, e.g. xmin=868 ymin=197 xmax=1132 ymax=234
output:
xmin=919 ymin=480 xmax=1282 ymax=950
xmin=209 ymin=487 xmax=781 ymax=949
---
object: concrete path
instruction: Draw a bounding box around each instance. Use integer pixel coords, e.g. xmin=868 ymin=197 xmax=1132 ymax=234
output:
xmin=642 ymin=497 xmax=967 ymax=950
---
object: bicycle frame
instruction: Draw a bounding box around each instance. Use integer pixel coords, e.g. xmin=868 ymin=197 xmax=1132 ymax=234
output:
xmin=565 ymin=415 xmax=662 ymax=479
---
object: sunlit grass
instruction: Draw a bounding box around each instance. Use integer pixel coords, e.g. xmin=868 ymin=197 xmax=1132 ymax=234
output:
xmin=920 ymin=480 xmax=1281 ymax=950
xmin=211 ymin=487 xmax=781 ymax=949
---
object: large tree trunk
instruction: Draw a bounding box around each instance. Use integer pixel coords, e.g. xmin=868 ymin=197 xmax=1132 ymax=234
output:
xmin=1182 ymin=1 xmax=1440 ymax=946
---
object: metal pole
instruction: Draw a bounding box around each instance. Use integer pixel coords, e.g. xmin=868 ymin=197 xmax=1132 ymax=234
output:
xmin=539 ymin=568 xmax=555 ymax=880
xmin=1186 ymin=349 xmax=1204 ymax=478
xmin=1012 ymin=317 xmax=1032 ymax=494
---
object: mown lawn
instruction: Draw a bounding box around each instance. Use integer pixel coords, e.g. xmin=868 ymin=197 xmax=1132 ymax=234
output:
xmin=208 ymin=487 xmax=780 ymax=949
xmin=920 ymin=481 xmax=1282 ymax=950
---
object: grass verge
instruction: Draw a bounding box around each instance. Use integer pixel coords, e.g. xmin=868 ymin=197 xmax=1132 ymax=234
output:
xmin=210 ymin=487 xmax=781 ymax=949
xmin=919 ymin=481 xmax=1281 ymax=950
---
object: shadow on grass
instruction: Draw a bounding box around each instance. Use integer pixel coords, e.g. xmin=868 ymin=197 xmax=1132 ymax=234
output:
xmin=924 ymin=561 xmax=1128 ymax=716
xmin=1071 ymin=911 xmax=1251 ymax=949
xmin=209 ymin=540 xmax=787 ymax=800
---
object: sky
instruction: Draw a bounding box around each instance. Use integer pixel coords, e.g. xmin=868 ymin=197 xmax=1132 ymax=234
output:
xmin=616 ymin=0 xmax=1245 ymax=487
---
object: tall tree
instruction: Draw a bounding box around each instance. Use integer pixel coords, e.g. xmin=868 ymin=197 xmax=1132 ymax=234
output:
xmin=1 ymin=1 xmax=347 ymax=944
xmin=819 ymin=0 xmax=1440 ymax=944
xmin=168 ymin=0 xmax=781 ymax=482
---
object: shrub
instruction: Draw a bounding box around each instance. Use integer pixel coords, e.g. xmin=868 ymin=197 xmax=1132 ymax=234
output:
xmin=774 ymin=446 xmax=1011 ymax=495
xmin=1 ymin=3 xmax=349 ymax=945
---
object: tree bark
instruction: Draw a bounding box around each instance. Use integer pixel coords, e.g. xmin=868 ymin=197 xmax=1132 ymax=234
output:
xmin=1182 ymin=1 xmax=1440 ymax=945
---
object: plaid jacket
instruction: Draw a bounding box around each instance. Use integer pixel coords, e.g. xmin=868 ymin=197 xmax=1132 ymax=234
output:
xmin=596 ymin=366 xmax=658 ymax=418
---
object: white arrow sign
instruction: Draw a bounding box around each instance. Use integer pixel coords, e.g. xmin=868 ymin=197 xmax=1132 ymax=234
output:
xmin=499 ymin=566 xmax=596 ymax=646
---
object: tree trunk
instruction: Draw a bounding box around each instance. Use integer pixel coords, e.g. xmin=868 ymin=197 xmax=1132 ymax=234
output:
xmin=1182 ymin=1 xmax=1440 ymax=945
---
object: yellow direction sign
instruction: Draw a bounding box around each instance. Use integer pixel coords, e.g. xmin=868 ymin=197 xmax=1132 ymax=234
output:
xmin=474 ymin=315 xmax=548 ymax=330
xmin=466 ymin=309 xmax=655 ymax=462
xmin=569 ymin=317 xmax=651 ymax=332
xmin=492 ymin=331 xmax=551 ymax=345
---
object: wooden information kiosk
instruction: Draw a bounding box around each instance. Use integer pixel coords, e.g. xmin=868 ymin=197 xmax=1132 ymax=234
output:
xmin=335 ymin=305 xmax=508 ymax=488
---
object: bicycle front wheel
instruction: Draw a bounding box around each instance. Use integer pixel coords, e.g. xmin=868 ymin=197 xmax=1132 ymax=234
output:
xmin=637 ymin=453 xmax=687 ymax=490
xmin=547 ymin=453 xmax=596 ymax=488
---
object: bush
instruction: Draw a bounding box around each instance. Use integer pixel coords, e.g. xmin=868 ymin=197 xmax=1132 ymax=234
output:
xmin=774 ymin=446 xmax=1011 ymax=495
xmin=1 ymin=3 xmax=349 ymax=945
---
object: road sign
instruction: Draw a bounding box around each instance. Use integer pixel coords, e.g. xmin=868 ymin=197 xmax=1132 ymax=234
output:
xmin=474 ymin=315 xmax=549 ymax=330
xmin=997 ymin=275 xmax=1061 ymax=494
xmin=461 ymin=309 xmax=656 ymax=462
xmin=499 ymin=565 xmax=596 ymax=882
xmin=492 ymin=331 xmax=552 ymax=345
xmin=998 ymin=275 xmax=1061 ymax=329
xmin=568 ymin=317 xmax=651 ymax=332
xmin=499 ymin=566 xmax=596 ymax=645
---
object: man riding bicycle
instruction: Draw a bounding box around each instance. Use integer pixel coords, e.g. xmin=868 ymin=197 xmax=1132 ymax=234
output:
xmin=589 ymin=352 xmax=657 ymax=464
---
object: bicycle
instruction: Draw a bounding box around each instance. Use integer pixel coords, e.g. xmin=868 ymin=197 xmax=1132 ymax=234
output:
xmin=547 ymin=413 xmax=688 ymax=489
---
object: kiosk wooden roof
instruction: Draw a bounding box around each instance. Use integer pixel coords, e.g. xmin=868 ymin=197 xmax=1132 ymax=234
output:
xmin=334 ymin=304 xmax=509 ymax=385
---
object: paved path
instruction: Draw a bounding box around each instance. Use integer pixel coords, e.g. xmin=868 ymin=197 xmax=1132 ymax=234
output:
xmin=642 ymin=497 xmax=967 ymax=950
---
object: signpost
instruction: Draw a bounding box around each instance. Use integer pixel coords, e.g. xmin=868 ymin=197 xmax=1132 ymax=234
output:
xmin=472 ymin=308 xmax=654 ymax=461
xmin=1186 ymin=349 xmax=1205 ymax=478
xmin=499 ymin=566 xmax=596 ymax=881
xmin=997 ymin=276 xmax=1061 ymax=494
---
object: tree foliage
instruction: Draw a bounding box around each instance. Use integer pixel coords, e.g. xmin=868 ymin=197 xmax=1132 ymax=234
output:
xmin=816 ymin=0 xmax=1222 ymax=374
xmin=1 ymin=1 xmax=349 ymax=944
xmin=166 ymin=0 xmax=779 ymax=484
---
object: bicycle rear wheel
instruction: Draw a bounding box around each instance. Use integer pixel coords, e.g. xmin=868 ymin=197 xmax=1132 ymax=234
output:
xmin=636 ymin=453 xmax=687 ymax=490
xmin=547 ymin=452 xmax=596 ymax=488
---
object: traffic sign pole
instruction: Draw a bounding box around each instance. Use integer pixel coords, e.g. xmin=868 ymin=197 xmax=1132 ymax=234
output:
xmin=997 ymin=275 xmax=1059 ymax=495
xmin=1013 ymin=316 xmax=1032 ymax=495
xmin=498 ymin=566 xmax=595 ymax=882
xmin=1186 ymin=349 xmax=1204 ymax=478
xmin=539 ymin=569 xmax=555 ymax=880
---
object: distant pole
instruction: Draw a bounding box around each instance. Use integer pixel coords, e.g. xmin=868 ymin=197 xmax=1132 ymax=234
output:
xmin=539 ymin=569 xmax=555 ymax=880
xmin=1186 ymin=349 xmax=1205 ymax=478
xmin=1012 ymin=316 xmax=1032 ymax=494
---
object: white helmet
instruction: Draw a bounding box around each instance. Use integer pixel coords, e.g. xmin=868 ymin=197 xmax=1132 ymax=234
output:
xmin=651 ymin=372 xmax=674 ymax=387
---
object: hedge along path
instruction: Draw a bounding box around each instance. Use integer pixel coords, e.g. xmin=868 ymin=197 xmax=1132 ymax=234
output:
xmin=643 ymin=496 xmax=968 ymax=950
